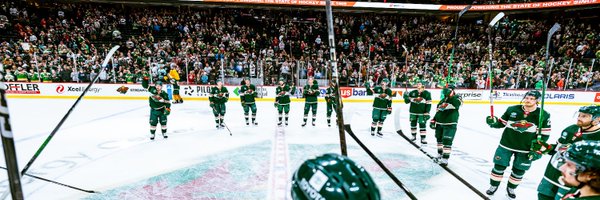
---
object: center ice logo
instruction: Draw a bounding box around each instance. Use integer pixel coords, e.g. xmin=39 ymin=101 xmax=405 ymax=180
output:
xmin=56 ymin=85 xmax=65 ymax=94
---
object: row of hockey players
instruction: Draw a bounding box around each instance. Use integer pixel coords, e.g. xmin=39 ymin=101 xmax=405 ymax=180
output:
xmin=384 ymin=77 xmax=600 ymax=200
xmin=140 ymin=75 xmax=340 ymax=132
xmin=141 ymin=73 xmax=599 ymax=199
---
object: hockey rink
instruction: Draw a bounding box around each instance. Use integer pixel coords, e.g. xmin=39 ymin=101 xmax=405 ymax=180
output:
xmin=0 ymin=97 xmax=583 ymax=200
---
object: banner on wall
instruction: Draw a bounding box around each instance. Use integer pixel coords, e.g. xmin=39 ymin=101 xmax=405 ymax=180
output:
xmin=4 ymin=83 xmax=597 ymax=105
xmin=5 ymin=83 xmax=41 ymax=94
xmin=184 ymin=0 xmax=600 ymax=11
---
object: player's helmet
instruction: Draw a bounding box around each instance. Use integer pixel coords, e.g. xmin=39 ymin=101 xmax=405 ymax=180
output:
xmin=155 ymin=81 xmax=163 ymax=86
xmin=578 ymin=105 xmax=600 ymax=119
xmin=524 ymin=90 xmax=542 ymax=100
xmin=562 ymin=140 xmax=600 ymax=172
xmin=441 ymin=85 xmax=455 ymax=97
xmin=291 ymin=153 xmax=380 ymax=200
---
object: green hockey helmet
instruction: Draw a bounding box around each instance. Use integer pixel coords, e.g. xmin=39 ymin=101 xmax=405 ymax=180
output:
xmin=441 ymin=85 xmax=455 ymax=97
xmin=578 ymin=105 xmax=600 ymax=119
xmin=154 ymin=81 xmax=163 ymax=86
xmin=291 ymin=153 xmax=380 ymax=200
xmin=524 ymin=90 xmax=542 ymax=100
xmin=561 ymin=140 xmax=600 ymax=175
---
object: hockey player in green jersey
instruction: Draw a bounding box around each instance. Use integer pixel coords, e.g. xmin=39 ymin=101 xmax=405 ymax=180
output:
xmin=535 ymin=105 xmax=600 ymax=200
xmin=210 ymin=80 xmax=229 ymax=128
xmin=485 ymin=90 xmax=551 ymax=199
xmin=555 ymin=140 xmax=600 ymax=200
xmin=325 ymin=81 xmax=338 ymax=127
xmin=276 ymin=79 xmax=295 ymax=126
xmin=302 ymin=78 xmax=319 ymax=127
xmin=142 ymin=75 xmax=171 ymax=140
xmin=370 ymin=78 xmax=392 ymax=137
xmin=239 ymin=78 xmax=258 ymax=125
xmin=430 ymin=85 xmax=462 ymax=166
xmin=403 ymin=82 xmax=432 ymax=144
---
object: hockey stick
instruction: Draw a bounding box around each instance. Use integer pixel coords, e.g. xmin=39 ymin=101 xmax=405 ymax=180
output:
xmin=0 ymin=86 xmax=23 ymax=199
xmin=393 ymin=110 xmax=489 ymax=199
xmin=537 ymin=23 xmax=560 ymax=138
xmin=325 ymin=0 xmax=348 ymax=156
xmin=486 ymin=12 xmax=505 ymax=120
xmin=446 ymin=5 xmax=472 ymax=88
xmin=343 ymin=124 xmax=417 ymax=200
xmin=0 ymin=46 xmax=120 ymax=199
xmin=0 ymin=166 xmax=98 ymax=193
xmin=210 ymin=103 xmax=232 ymax=136
xmin=402 ymin=45 xmax=409 ymax=92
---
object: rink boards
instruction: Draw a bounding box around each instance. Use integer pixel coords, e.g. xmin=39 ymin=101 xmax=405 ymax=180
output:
xmin=4 ymin=82 xmax=597 ymax=105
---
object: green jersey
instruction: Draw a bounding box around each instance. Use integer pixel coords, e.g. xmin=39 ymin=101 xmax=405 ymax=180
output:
xmin=126 ymin=73 xmax=134 ymax=83
xmin=325 ymin=86 xmax=337 ymax=104
xmin=404 ymin=89 xmax=432 ymax=114
xmin=372 ymin=86 xmax=392 ymax=109
xmin=490 ymin=105 xmax=551 ymax=153
xmin=239 ymin=84 xmax=257 ymax=104
xmin=276 ymin=84 xmax=293 ymax=105
xmin=303 ymin=84 xmax=319 ymax=103
xmin=543 ymin=125 xmax=600 ymax=190
xmin=433 ymin=95 xmax=462 ymax=125
xmin=16 ymin=71 xmax=28 ymax=81
xmin=209 ymin=86 xmax=229 ymax=104
xmin=29 ymin=72 xmax=40 ymax=82
xmin=41 ymin=72 xmax=51 ymax=82
xmin=364 ymin=81 xmax=374 ymax=95
xmin=142 ymin=79 xmax=171 ymax=110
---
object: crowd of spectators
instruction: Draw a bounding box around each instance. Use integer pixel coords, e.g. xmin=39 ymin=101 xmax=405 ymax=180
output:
xmin=0 ymin=1 xmax=598 ymax=90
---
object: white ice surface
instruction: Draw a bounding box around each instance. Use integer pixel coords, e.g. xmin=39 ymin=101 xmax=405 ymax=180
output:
xmin=0 ymin=97 xmax=578 ymax=200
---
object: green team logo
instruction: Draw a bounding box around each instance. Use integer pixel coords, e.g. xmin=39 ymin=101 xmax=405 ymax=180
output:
xmin=509 ymin=120 xmax=534 ymax=133
xmin=117 ymin=86 xmax=129 ymax=94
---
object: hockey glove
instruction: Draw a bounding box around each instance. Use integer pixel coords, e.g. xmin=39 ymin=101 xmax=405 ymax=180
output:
xmin=387 ymin=107 xmax=392 ymax=115
xmin=528 ymin=151 xmax=543 ymax=161
xmin=530 ymin=139 xmax=554 ymax=155
xmin=429 ymin=120 xmax=436 ymax=129
xmin=486 ymin=116 xmax=498 ymax=127
xmin=164 ymin=108 xmax=171 ymax=116
xmin=423 ymin=113 xmax=431 ymax=121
